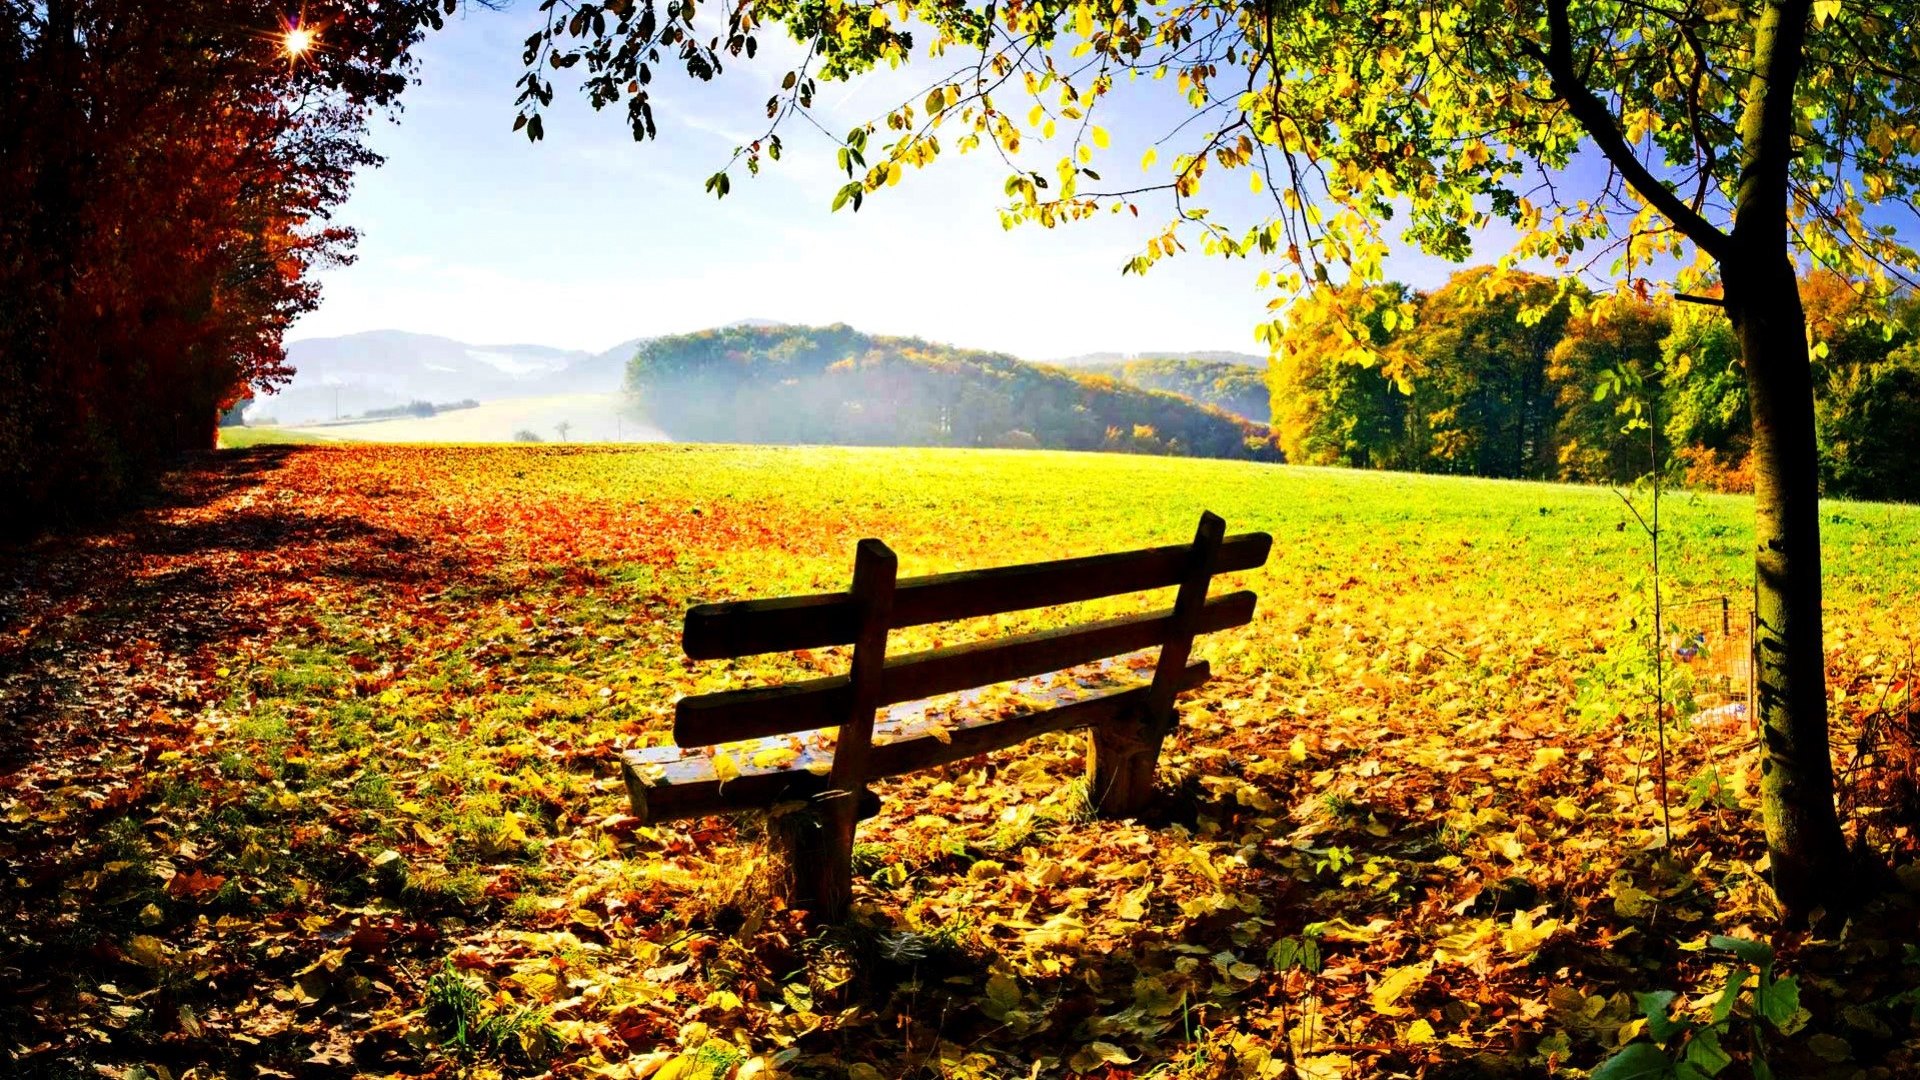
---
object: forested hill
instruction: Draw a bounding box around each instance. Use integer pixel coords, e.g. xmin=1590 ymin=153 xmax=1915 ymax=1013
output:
xmin=625 ymin=325 xmax=1274 ymax=459
xmin=1077 ymin=358 xmax=1270 ymax=424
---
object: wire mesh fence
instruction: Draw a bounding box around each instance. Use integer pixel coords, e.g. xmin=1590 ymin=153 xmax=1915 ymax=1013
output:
xmin=1664 ymin=593 xmax=1753 ymax=729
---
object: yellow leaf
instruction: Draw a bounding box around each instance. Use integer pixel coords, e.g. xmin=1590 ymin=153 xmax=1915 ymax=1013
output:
xmin=1500 ymin=908 xmax=1560 ymax=956
xmin=1091 ymin=125 xmax=1110 ymax=149
xmin=1116 ymin=881 xmax=1152 ymax=921
xmin=1370 ymin=962 xmax=1431 ymax=1016
xmin=1404 ymin=1018 xmax=1436 ymax=1044
xmin=1069 ymin=1041 xmax=1136 ymax=1072
xmin=1141 ymin=146 xmax=1158 ymax=170
xmin=1295 ymin=1053 xmax=1353 ymax=1079
xmin=711 ymin=752 xmax=740 ymax=782
xmin=127 ymin=934 xmax=170 ymax=970
xmin=752 ymin=745 xmax=799 ymax=769
xmin=654 ymin=1056 xmax=702 ymax=1080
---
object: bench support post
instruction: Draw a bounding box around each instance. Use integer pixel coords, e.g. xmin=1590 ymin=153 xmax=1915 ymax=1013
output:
xmin=1089 ymin=511 xmax=1224 ymax=817
xmin=796 ymin=538 xmax=896 ymax=919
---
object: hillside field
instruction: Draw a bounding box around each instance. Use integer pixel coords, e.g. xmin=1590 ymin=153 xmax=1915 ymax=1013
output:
xmin=3 ymin=445 xmax=1918 ymax=1079
xmin=256 ymin=393 xmax=670 ymax=445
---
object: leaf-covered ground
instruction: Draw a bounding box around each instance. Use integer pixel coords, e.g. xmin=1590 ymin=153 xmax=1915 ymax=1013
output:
xmin=2 ymin=444 xmax=1917 ymax=1080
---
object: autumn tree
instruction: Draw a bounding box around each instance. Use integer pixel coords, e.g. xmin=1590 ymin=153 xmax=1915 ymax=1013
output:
xmin=1661 ymin=296 xmax=1755 ymax=491
xmin=524 ymin=0 xmax=1920 ymax=917
xmin=1268 ymin=282 xmax=1418 ymax=469
xmin=1548 ymin=298 xmax=1672 ymax=485
xmin=1399 ymin=269 xmax=1573 ymax=479
xmin=1798 ymin=272 xmax=1920 ymax=502
xmin=0 ymin=0 xmax=455 ymax=527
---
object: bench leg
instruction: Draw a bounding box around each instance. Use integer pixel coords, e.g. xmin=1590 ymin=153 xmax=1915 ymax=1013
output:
xmin=764 ymin=801 xmax=850 ymax=919
xmin=1088 ymin=717 xmax=1162 ymax=817
xmin=764 ymin=788 xmax=876 ymax=920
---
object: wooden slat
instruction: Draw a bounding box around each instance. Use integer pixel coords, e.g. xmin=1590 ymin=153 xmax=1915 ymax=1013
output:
xmin=623 ymin=662 xmax=1210 ymax=823
xmin=683 ymin=531 xmax=1273 ymax=659
xmin=673 ymin=590 xmax=1255 ymax=747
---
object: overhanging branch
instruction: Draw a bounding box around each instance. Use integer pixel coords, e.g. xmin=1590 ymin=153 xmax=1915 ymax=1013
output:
xmin=1520 ymin=0 xmax=1733 ymax=263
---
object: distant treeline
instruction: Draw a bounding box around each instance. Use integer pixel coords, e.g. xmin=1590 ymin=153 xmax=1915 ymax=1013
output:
xmin=1078 ymin=358 xmax=1269 ymax=424
xmin=356 ymin=398 xmax=479 ymax=421
xmin=626 ymin=325 xmax=1274 ymax=460
xmin=1273 ymin=267 xmax=1920 ymax=500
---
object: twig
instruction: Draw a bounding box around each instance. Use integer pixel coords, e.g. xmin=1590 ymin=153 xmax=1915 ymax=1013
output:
xmin=1652 ymin=394 xmax=1671 ymax=848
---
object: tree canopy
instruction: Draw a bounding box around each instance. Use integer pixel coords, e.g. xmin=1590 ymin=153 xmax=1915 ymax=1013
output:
xmin=519 ymin=0 xmax=1918 ymax=310
xmin=1271 ymin=264 xmax=1920 ymax=497
xmin=0 ymin=0 xmax=454 ymax=527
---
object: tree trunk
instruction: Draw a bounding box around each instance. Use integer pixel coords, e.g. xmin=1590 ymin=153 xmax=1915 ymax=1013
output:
xmin=1537 ymin=0 xmax=1848 ymax=921
xmin=1725 ymin=258 xmax=1851 ymax=921
xmin=1722 ymin=0 xmax=1850 ymax=922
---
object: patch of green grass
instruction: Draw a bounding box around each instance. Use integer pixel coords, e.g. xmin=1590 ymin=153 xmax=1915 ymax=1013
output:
xmin=217 ymin=426 xmax=330 ymax=447
xmin=260 ymin=646 xmax=348 ymax=698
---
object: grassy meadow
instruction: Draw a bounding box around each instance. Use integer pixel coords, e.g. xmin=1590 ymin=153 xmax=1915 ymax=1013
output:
xmin=3 ymin=444 xmax=1918 ymax=1079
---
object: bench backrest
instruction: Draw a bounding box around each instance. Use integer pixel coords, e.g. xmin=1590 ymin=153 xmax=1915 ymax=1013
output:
xmin=673 ymin=511 xmax=1270 ymax=797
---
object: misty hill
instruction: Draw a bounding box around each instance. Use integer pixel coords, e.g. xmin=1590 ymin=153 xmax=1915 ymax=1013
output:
xmin=265 ymin=331 xmax=632 ymax=425
xmin=265 ymin=321 xmax=804 ymax=426
xmin=1050 ymin=348 xmax=1267 ymax=369
xmin=1076 ymin=357 xmax=1271 ymax=424
xmin=626 ymin=324 xmax=1275 ymax=460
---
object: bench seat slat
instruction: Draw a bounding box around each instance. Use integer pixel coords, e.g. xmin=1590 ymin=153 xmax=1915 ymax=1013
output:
xmin=683 ymin=532 xmax=1272 ymax=659
xmin=624 ymin=660 xmax=1211 ymax=824
xmin=673 ymin=590 xmax=1254 ymax=747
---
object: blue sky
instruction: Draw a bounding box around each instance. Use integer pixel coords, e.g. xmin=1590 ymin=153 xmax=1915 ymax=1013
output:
xmin=292 ymin=6 xmax=1513 ymax=358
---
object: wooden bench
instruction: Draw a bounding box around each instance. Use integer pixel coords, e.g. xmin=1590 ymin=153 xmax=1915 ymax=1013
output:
xmin=620 ymin=511 xmax=1271 ymax=918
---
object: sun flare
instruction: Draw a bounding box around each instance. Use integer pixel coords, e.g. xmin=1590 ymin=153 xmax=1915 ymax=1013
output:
xmin=282 ymin=25 xmax=314 ymax=57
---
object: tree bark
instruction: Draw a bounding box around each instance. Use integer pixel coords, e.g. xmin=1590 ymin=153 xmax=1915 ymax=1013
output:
xmin=1722 ymin=0 xmax=1851 ymax=922
xmin=1724 ymin=262 xmax=1851 ymax=920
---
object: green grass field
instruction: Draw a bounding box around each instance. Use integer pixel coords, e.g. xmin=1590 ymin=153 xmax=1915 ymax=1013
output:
xmin=216 ymin=424 xmax=333 ymax=447
xmin=8 ymin=443 xmax=1919 ymax=1078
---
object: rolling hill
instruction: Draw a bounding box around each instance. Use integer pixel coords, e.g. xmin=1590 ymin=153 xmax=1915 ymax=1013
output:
xmin=625 ymin=324 xmax=1274 ymax=459
xmin=1071 ymin=357 xmax=1271 ymax=424
xmin=1048 ymin=348 xmax=1267 ymax=368
xmin=258 ymin=323 xmax=1271 ymax=447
